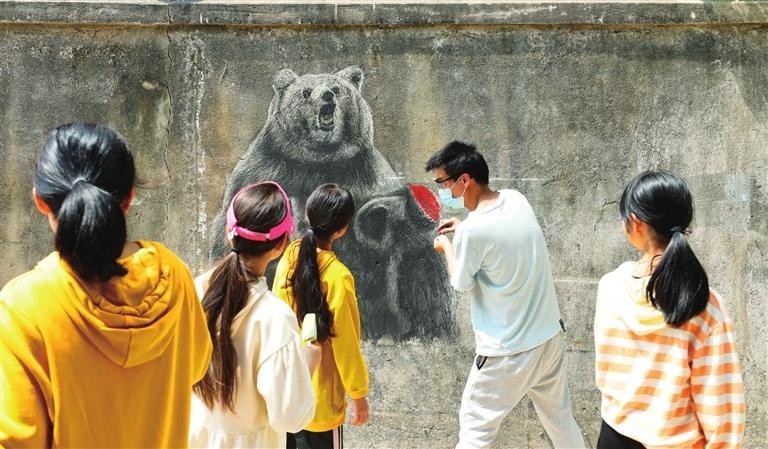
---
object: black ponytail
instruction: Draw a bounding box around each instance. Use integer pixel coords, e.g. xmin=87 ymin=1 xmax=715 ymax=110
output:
xmin=35 ymin=123 xmax=135 ymax=282
xmin=294 ymin=228 xmax=335 ymax=341
xmin=620 ymin=171 xmax=709 ymax=327
xmin=194 ymin=251 xmax=251 ymax=411
xmin=291 ymin=184 xmax=355 ymax=342
xmin=647 ymin=230 xmax=709 ymax=326
xmin=194 ymin=183 xmax=287 ymax=411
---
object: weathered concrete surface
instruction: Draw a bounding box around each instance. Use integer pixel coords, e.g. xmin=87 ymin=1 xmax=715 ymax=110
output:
xmin=0 ymin=3 xmax=766 ymax=448
xmin=2 ymin=1 xmax=768 ymax=26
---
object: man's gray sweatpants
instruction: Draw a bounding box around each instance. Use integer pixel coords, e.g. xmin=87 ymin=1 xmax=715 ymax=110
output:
xmin=456 ymin=333 xmax=586 ymax=449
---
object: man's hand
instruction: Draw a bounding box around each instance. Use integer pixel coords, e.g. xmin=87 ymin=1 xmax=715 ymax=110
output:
xmin=350 ymin=397 xmax=369 ymax=426
xmin=433 ymin=234 xmax=451 ymax=254
xmin=436 ymin=217 xmax=461 ymax=234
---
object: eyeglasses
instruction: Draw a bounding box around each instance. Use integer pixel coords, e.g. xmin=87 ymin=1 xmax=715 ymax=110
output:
xmin=434 ymin=174 xmax=458 ymax=188
xmin=434 ymin=173 xmax=467 ymax=188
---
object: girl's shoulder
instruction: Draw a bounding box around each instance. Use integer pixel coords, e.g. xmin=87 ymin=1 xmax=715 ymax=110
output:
xmin=699 ymin=289 xmax=731 ymax=325
xmin=261 ymin=289 xmax=297 ymax=316
xmin=320 ymin=260 xmax=356 ymax=309
xmin=135 ymin=240 xmax=186 ymax=267
xmin=194 ymin=268 xmax=216 ymax=299
xmin=322 ymin=257 xmax=354 ymax=283
xmin=287 ymin=239 xmax=302 ymax=254
xmin=598 ymin=261 xmax=635 ymax=288
xmin=251 ymin=290 xmax=301 ymax=340
xmin=0 ymin=253 xmax=62 ymax=313
xmin=131 ymin=240 xmax=196 ymax=289
xmin=235 ymin=287 xmax=298 ymax=329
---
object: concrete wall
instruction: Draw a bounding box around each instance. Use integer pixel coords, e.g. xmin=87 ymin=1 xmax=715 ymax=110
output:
xmin=1 ymin=2 xmax=766 ymax=447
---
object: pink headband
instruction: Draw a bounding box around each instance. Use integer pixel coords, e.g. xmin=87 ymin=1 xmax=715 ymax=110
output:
xmin=226 ymin=181 xmax=294 ymax=242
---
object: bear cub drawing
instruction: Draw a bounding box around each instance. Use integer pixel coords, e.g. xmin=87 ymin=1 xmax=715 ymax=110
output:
xmin=211 ymin=66 xmax=456 ymax=341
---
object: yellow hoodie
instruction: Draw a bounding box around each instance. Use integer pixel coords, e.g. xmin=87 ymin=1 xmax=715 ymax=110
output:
xmin=273 ymin=240 xmax=369 ymax=432
xmin=1 ymin=240 xmax=212 ymax=448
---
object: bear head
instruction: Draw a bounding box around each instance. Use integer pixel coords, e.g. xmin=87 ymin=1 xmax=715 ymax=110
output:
xmin=267 ymin=66 xmax=374 ymax=163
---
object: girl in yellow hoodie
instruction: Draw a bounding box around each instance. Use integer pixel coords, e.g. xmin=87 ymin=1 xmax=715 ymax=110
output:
xmin=273 ymin=183 xmax=370 ymax=449
xmin=0 ymin=123 xmax=212 ymax=448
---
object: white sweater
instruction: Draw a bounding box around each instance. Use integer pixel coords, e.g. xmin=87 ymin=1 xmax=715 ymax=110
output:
xmin=189 ymin=275 xmax=316 ymax=449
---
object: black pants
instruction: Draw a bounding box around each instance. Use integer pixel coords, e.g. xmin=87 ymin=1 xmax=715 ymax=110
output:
xmin=286 ymin=427 xmax=343 ymax=449
xmin=596 ymin=420 xmax=645 ymax=449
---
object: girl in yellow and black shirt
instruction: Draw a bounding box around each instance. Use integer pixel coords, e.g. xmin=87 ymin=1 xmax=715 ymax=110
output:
xmin=273 ymin=183 xmax=369 ymax=449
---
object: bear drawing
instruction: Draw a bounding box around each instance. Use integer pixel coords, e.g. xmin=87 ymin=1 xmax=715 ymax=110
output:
xmin=210 ymin=66 xmax=456 ymax=341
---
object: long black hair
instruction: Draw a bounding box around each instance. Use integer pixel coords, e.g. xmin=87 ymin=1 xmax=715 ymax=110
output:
xmin=194 ymin=183 xmax=289 ymax=411
xmin=34 ymin=123 xmax=135 ymax=282
xmin=620 ymin=171 xmax=709 ymax=327
xmin=291 ymin=184 xmax=355 ymax=342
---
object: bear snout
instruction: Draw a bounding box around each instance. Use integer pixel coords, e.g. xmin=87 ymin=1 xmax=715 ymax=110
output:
xmin=321 ymin=90 xmax=335 ymax=102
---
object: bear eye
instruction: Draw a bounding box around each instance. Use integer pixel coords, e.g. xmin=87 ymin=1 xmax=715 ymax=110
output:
xmin=331 ymin=86 xmax=340 ymax=95
xmin=302 ymin=88 xmax=312 ymax=99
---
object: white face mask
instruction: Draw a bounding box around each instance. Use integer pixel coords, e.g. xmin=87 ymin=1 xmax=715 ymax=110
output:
xmin=438 ymin=179 xmax=467 ymax=210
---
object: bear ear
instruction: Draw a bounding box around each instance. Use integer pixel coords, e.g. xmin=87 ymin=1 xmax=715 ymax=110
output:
xmin=273 ymin=69 xmax=298 ymax=92
xmin=336 ymin=66 xmax=364 ymax=92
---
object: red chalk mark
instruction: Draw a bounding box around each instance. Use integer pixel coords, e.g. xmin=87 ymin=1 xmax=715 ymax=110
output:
xmin=409 ymin=184 xmax=440 ymax=222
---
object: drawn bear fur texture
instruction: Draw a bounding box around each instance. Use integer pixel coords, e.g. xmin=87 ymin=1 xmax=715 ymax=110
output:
xmin=210 ymin=66 xmax=456 ymax=341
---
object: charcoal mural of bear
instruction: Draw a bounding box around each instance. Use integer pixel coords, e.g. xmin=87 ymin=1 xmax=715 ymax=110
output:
xmin=210 ymin=66 xmax=457 ymax=341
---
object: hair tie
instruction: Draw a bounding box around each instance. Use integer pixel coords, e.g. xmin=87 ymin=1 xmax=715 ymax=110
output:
xmin=72 ymin=177 xmax=88 ymax=187
xmin=230 ymin=248 xmax=240 ymax=255
xmin=670 ymin=226 xmax=691 ymax=236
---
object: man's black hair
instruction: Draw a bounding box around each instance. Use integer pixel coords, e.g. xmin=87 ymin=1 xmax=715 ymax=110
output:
xmin=425 ymin=140 xmax=489 ymax=185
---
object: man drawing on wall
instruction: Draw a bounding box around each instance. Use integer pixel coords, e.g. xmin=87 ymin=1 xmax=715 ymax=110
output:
xmin=428 ymin=141 xmax=585 ymax=449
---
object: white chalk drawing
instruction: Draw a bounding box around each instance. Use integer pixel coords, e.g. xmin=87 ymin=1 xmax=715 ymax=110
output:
xmin=211 ymin=66 xmax=456 ymax=340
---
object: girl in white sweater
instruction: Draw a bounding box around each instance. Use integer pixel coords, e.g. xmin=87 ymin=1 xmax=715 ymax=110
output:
xmin=190 ymin=182 xmax=318 ymax=449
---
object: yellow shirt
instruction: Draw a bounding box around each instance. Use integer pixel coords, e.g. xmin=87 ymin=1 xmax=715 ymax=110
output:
xmin=1 ymin=241 xmax=212 ymax=448
xmin=273 ymin=240 xmax=369 ymax=432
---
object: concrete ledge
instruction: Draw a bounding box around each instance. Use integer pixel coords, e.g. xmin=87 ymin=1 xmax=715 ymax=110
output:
xmin=1 ymin=1 xmax=767 ymax=27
